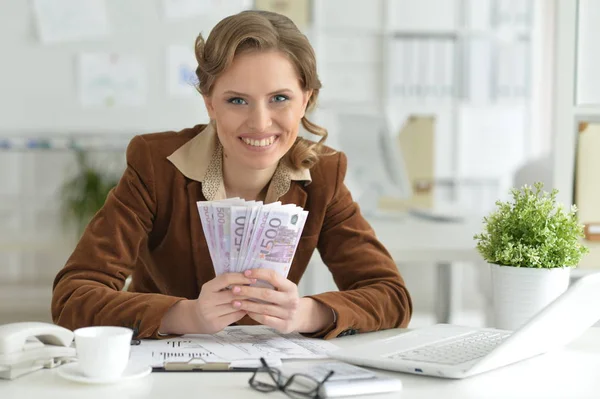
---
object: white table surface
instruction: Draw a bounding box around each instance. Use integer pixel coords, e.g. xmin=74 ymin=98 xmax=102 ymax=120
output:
xmin=368 ymin=216 xmax=483 ymax=263
xmin=302 ymin=215 xmax=487 ymax=324
xmin=369 ymin=214 xmax=600 ymax=269
xmin=1 ymin=327 xmax=599 ymax=399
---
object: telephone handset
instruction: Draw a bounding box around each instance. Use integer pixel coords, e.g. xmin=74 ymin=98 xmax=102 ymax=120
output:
xmin=0 ymin=322 xmax=76 ymax=380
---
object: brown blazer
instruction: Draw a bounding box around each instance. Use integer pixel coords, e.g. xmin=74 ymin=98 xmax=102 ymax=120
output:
xmin=51 ymin=124 xmax=412 ymax=339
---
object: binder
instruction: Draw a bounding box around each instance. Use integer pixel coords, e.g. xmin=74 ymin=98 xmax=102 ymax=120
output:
xmin=575 ymin=122 xmax=600 ymax=229
xmin=254 ymin=0 xmax=310 ymax=29
xmin=378 ymin=115 xmax=436 ymax=212
xmin=584 ymin=223 xmax=600 ymax=242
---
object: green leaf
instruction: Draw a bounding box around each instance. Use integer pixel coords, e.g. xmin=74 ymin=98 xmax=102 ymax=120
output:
xmin=59 ymin=150 xmax=119 ymax=237
xmin=473 ymin=182 xmax=589 ymax=268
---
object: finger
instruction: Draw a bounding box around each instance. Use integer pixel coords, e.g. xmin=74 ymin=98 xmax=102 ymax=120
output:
xmin=205 ymin=273 xmax=256 ymax=292
xmin=218 ymin=310 xmax=247 ymax=326
xmin=232 ymin=299 xmax=288 ymax=319
xmin=209 ymin=290 xmax=251 ymax=306
xmin=243 ymin=269 xmax=295 ymax=292
xmin=231 ymin=285 xmax=287 ymax=305
xmin=247 ymin=312 xmax=291 ymax=333
xmin=207 ymin=303 xmax=246 ymax=318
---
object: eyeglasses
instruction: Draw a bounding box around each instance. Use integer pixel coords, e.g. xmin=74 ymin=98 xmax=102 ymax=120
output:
xmin=248 ymin=358 xmax=335 ymax=399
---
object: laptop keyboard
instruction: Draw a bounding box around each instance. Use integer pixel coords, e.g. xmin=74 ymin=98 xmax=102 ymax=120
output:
xmin=386 ymin=330 xmax=511 ymax=365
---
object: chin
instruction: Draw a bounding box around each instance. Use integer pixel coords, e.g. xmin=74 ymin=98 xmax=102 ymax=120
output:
xmin=243 ymin=156 xmax=281 ymax=171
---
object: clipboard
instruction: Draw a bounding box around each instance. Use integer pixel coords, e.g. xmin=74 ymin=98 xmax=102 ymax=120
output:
xmin=153 ymin=363 xmax=256 ymax=372
xmin=151 ymin=358 xmax=282 ymax=373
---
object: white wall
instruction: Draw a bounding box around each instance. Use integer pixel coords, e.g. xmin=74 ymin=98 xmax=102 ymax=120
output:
xmin=576 ymin=0 xmax=600 ymax=107
xmin=0 ymin=0 xmax=210 ymax=134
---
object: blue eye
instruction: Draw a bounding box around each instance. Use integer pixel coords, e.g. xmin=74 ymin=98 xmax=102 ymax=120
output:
xmin=228 ymin=97 xmax=247 ymax=105
xmin=272 ymin=95 xmax=289 ymax=103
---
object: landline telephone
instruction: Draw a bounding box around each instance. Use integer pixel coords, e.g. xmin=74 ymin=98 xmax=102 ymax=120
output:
xmin=0 ymin=322 xmax=76 ymax=380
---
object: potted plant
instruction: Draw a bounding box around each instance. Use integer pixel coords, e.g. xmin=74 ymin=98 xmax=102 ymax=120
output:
xmin=474 ymin=182 xmax=589 ymax=330
xmin=59 ymin=150 xmax=119 ymax=238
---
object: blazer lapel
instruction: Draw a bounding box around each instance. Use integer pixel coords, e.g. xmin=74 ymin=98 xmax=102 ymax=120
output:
xmin=278 ymin=181 xmax=308 ymax=209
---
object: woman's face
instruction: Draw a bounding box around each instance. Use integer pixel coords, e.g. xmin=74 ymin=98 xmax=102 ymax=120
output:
xmin=203 ymin=50 xmax=312 ymax=171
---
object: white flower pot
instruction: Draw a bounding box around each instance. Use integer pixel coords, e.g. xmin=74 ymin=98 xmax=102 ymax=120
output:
xmin=490 ymin=263 xmax=571 ymax=331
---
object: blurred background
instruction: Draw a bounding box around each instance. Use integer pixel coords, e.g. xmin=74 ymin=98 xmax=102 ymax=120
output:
xmin=0 ymin=0 xmax=598 ymax=329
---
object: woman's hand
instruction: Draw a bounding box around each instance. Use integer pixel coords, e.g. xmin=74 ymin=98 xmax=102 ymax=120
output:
xmin=231 ymin=269 xmax=334 ymax=334
xmin=159 ymin=273 xmax=256 ymax=335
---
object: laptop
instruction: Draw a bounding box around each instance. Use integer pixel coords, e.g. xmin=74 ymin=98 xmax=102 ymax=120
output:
xmin=329 ymin=272 xmax=600 ymax=379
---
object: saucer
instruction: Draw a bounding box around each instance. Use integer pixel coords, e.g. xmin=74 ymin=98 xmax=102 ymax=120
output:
xmin=57 ymin=362 xmax=152 ymax=384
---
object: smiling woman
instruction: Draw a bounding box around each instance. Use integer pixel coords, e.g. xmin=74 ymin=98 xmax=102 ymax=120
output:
xmin=50 ymin=10 xmax=413 ymax=340
xmin=194 ymin=11 xmax=325 ymax=201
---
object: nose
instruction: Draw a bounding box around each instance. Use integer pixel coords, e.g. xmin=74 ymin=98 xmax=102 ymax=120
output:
xmin=247 ymin=103 xmax=272 ymax=132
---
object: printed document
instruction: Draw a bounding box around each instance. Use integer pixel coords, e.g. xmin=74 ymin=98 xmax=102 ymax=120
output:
xmin=130 ymin=325 xmax=339 ymax=368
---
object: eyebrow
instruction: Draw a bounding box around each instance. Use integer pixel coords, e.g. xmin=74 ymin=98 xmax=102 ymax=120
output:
xmin=222 ymin=89 xmax=294 ymax=97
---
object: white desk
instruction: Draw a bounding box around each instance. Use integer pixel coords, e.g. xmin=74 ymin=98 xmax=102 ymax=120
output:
xmin=305 ymin=215 xmax=484 ymax=324
xmin=369 ymin=216 xmax=483 ymax=263
xmin=2 ymin=327 xmax=600 ymax=399
xmin=372 ymin=216 xmax=482 ymax=324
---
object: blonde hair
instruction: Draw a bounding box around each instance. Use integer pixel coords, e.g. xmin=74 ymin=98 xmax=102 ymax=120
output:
xmin=194 ymin=10 xmax=328 ymax=169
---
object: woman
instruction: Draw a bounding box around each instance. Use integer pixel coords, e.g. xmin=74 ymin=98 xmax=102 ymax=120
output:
xmin=51 ymin=10 xmax=412 ymax=339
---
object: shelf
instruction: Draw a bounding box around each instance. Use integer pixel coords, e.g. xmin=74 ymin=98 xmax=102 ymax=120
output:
xmin=573 ymin=105 xmax=600 ymax=118
xmin=0 ymin=134 xmax=132 ymax=151
xmin=312 ymin=28 xmax=530 ymax=41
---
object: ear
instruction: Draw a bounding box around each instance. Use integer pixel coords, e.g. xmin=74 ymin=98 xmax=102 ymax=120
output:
xmin=301 ymin=89 xmax=313 ymax=118
xmin=203 ymin=95 xmax=216 ymax=120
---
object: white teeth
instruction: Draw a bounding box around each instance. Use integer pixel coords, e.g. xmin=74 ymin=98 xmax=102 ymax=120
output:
xmin=242 ymin=136 xmax=275 ymax=147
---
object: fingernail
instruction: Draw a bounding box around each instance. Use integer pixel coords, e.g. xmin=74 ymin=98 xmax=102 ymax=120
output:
xmin=251 ymin=279 xmax=257 ymax=284
xmin=233 ymin=301 xmax=241 ymax=308
xmin=244 ymin=270 xmax=252 ymax=277
xmin=233 ymin=286 xmax=241 ymax=294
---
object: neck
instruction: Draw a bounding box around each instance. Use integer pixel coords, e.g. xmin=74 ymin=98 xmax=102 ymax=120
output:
xmin=222 ymin=155 xmax=278 ymax=201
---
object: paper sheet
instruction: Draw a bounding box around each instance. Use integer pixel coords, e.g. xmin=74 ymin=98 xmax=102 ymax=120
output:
xmin=32 ymin=0 xmax=110 ymax=43
xmin=78 ymin=53 xmax=147 ymax=108
xmin=130 ymin=326 xmax=339 ymax=368
xmin=167 ymin=45 xmax=199 ymax=98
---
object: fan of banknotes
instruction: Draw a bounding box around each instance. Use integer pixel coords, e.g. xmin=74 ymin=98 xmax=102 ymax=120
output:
xmin=196 ymin=199 xmax=308 ymax=279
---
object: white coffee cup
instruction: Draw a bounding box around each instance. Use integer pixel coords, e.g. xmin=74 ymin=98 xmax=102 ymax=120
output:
xmin=74 ymin=326 xmax=133 ymax=380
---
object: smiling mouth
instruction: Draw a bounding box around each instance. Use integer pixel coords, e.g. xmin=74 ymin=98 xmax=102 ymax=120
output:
xmin=240 ymin=136 xmax=278 ymax=148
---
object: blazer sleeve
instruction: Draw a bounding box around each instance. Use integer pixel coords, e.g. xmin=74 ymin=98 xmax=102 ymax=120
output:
xmin=51 ymin=136 xmax=185 ymax=338
xmin=305 ymin=152 xmax=413 ymax=339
